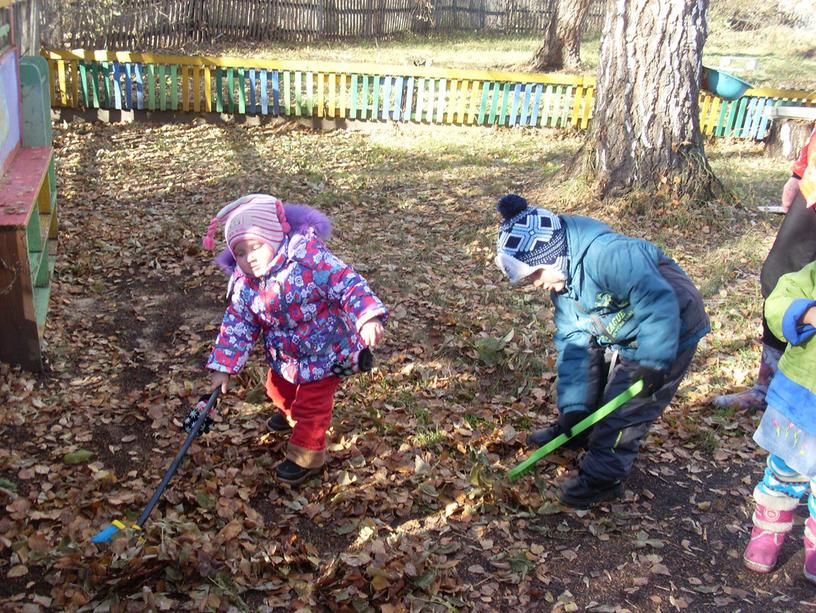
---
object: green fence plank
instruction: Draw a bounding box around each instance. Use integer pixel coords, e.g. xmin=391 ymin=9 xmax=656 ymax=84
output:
xmin=283 ymin=71 xmax=291 ymax=115
xmin=170 ymin=64 xmax=178 ymax=110
xmin=360 ymin=74 xmax=369 ymax=120
xmin=101 ymin=62 xmax=111 ymax=108
xmin=488 ymin=81 xmax=501 ymax=125
xmin=724 ymin=100 xmax=740 ymax=137
xmin=477 ymin=82 xmax=490 ymax=125
xmin=713 ymin=100 xmax=729 ymax=137
xmin=215 ymin=68 xmax=223 ymax=113
xmin=238 ymin=68 xmax=246 ymax=114
xmin=147 ymin=64 xmax=157 ymax=111
xmin=159 ymin=65 xmax=167 ymax=110
xmin=732 ymin=97 xmax=749 ymax=138
xmin=294 ymin=71 xmax=302 ymax=116
xmin=226 ymin=68 xmax=234 ymax=113
xmin=498 ymin=82 xmax=511 ymax=126
xmin=89 ymin=63 xmax=100 ymax=108
xmin=78 ymin=62 xmax=89 ymax=107
xmin=305 ymin=71 xmax=314 ymax=115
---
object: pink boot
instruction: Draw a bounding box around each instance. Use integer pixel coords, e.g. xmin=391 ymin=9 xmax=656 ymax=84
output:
xmin=805 ymin=517 xmax=816 ymax=584
xmin=743 ymin=491 xmax=797 ymax=573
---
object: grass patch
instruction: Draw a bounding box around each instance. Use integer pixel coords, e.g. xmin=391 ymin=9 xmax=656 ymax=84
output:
xmin=410 ymin=428 xmax=447 ymax=449
xmin=187 ymin=25 xmax=816 ymax=91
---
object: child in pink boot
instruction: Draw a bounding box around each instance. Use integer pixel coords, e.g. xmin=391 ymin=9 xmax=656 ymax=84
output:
xmin=743 ymin=260 xmax=816 ymax=584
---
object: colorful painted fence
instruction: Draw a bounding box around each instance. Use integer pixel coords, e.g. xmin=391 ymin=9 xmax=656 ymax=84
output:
xmin=42 ymin=49 xmax=816 ymax=139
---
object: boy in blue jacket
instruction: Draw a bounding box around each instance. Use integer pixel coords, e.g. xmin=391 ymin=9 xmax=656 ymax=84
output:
xmin=495 ymin=195 xmax=710 ymax=508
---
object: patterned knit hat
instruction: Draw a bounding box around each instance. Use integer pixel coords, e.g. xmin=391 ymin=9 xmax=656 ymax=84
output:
xmin=495 ymin=194 xmax=569 ymax=285
xmin=202 ymin=194 xmax=291 ymax=255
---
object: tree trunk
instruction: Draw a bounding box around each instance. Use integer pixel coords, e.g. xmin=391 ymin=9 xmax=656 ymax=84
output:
xmin=530 ymin=0 xmax=592 ymax=71
xmin=580 ymin=0 xmax=723 ymax=200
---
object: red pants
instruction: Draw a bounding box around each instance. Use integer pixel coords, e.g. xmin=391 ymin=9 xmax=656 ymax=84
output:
xmin=265 ymin=369 xmax=340 ymax=469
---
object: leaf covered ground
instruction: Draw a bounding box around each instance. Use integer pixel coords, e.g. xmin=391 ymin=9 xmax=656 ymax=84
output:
xmin=2 ymin=119 xmax=816 ymax=612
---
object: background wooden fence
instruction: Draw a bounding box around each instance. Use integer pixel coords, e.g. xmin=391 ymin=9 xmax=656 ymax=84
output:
xmin=44 ymin=0 xmax=606 ymax=48
xmin=43 ymin=49 xmax=816 ymax=138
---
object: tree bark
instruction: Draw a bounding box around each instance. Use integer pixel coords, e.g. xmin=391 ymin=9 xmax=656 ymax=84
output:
xmin=580 ymin=0 xmax=722 ymax=200
xmin=530 ymin=0 xmax=592 ymax=71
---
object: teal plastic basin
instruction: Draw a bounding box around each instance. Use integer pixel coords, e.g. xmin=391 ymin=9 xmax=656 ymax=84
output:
xmin=702 ymin=67 xmax=752 ymax=100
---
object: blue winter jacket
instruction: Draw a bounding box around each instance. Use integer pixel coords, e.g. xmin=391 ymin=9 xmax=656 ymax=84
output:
xmin=552 ymin=215 xmax=710 ymax=416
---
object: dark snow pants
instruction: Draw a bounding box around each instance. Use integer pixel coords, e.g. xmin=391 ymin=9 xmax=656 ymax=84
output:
xmin=579 ymin=345 xmax=698 ymax=484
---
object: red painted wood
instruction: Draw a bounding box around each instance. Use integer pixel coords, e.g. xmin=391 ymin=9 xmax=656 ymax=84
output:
xmin=0 ymin=146 xmax=53 ymax=229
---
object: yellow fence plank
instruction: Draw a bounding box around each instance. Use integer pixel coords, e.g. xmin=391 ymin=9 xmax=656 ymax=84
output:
xmin=71 ymin=60 xmax=79 ymax=107
xmin=57 ymin=59 xmax=67 ymax=106
xmin=181 ymin=65 xmax=190 ymax=111
xmin=192 ymin=66 xmax=201 ymax=112
xmin=204 ymin=66 xmax=212 ymax=112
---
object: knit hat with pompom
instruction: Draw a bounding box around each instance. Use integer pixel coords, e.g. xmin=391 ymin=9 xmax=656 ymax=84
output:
xmin=495 ymin=194 xmax=569 ymax=285
xmin=202 ymin=194 xmax=291 ymax=255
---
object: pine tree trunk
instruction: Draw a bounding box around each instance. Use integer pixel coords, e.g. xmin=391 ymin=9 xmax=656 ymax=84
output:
xmin=530 ymin=0 xmax=592 ymax=71
xmin=581 ymin=0 xmax=722 ymax=200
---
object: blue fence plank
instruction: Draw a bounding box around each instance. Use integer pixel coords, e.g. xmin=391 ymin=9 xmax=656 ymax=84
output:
xmin=509 ymin=83 xmax=522 ymax=126
xmin=248 ymin=69 xmax=258 ymax=114
xmin=403 ymin=76 xmax=414 ymax=122
xmin=271 ymin=70 xmax=280 ymax=115
xmin=530 ymin=84 xmax=543 ymax=127
xmin=260 ymin=69 xmax=268 ymax=115
xmin=393 ymin=76 xmax=404 ymax=121
xmin=756 ymin=98 xmax=778 ymax=140
xmin=134 ymin=63 xmax=144 ymax=110
xmin=382 ymin=77 xmax=392 ymax=121
xmin=520 ymin=83 xmax=533 ymax=126
xmin=123 ymin=63 xmax=133 ymax=110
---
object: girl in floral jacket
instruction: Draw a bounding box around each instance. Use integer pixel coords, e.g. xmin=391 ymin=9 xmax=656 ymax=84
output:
xmin=201 ymin=194 xmax=387 ymax=485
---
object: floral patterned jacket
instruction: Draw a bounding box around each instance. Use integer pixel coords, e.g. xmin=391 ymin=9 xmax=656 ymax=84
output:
xmin=207 ymin=229 xmax=387 ymax=384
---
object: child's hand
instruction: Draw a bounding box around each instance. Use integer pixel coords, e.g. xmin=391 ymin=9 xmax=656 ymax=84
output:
xmin=183 ymin=393 xmax=217 ymax=436
xmin=359 ymin=318 xmax=384 ymax=347
xmin=781 ymin=176 xmax=801 ymax=213
xmin=211 ymin=371 xmax=230 ymax=393
xmin=802 ymin=306 xmax=816 ymax=328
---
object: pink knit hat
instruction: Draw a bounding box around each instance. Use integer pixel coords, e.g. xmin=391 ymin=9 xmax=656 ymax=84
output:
xmin=202 ymin=194 xmax=291 ymax=254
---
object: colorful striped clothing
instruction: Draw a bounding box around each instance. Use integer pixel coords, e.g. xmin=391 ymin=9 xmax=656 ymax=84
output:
xmin=208 ymin=229 xmax=387 ymax=384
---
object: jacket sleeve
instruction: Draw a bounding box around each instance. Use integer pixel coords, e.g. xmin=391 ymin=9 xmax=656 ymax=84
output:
xmin=553 ymin=298 xmax=606 ymax=415
xmin=207 ymin=278 xmax=262 ymax=373
xmin=791 ymin=128 xmax=814 ymax=178
xmin=588 ymin=239 xmax=680 ymax=371
xmin=765 ymin=264 xmax=816 ymax=346
xmin=308 ymin=239 xmax=389 ymax=328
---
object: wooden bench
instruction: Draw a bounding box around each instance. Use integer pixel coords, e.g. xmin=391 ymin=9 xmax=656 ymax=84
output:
xmin=0 ymin=146 xmax=57 ymax=370
xmin=0 ymin=42 xmax=58 ymax=371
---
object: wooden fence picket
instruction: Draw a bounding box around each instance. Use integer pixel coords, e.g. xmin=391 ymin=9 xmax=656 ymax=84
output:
xmin=42 ymin=50 xmax=816 ymax=139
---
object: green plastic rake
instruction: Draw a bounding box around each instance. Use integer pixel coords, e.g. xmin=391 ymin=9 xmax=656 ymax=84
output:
xmin=508 ymin=380 xmax=643 ymax=481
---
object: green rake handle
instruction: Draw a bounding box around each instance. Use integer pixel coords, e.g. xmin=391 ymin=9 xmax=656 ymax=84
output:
xmin=508 ymin=380 xmax=643 ymax=481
